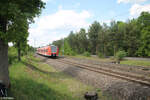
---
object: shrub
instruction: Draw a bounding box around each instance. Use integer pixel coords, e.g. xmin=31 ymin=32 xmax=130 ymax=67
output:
xmin=83 ymin=52 xmax=91 ymax=57
xmin=98 ymin=52 xmax=104 ymax=58
xmin=8 ymin=47 xmax=18 ymax=64
xmin=70 ymin=51 xmax=77 ymax=56
xmin=115 ymin=50 xmax=127 ymax=61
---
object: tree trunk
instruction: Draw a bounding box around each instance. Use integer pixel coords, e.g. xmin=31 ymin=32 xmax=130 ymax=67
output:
xmin=114 ymin=45 xmax=116 ymax=57
xmin=17 ymin=42 xmax=21 ymax=61
xmin=96 ymin=44 xmax=99 ymax=55
xmin=103 ymin=43 xmax=106 ymax=57
xmin=0 ymin=15 xmax=10 ymax=88
xmin=0 ymin=39 xmax=10 ymax=88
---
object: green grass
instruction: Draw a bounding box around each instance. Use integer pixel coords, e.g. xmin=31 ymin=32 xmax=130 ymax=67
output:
xmin=68 ymin=55 xmax=112 ymax=62
xmin=120 ymin=60 xmax=150 ymax=67
xmin=8 ymin=54 xmax=110 ymax=100
xmin=69 ymin=55 xmax=150 ymax=67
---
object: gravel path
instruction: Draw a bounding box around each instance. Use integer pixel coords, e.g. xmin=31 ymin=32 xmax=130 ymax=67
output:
xmin=35 ymin=54 xmax=150 ymax=100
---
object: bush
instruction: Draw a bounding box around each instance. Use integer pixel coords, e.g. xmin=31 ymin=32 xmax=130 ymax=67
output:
xmin=8 ymin=47 xmax=18 ymax=64
xmin=70 ymin=51 xmax=77 ymax=56
xmin=98 ymin=52 xmax=104 ymax=58
xmin=83 ymin=52 xmax=91 ymax=57
xmin=63 ymin=49 xmax=77 ymax=56
xmin=115 ymin=50 xmax=127 ymax=61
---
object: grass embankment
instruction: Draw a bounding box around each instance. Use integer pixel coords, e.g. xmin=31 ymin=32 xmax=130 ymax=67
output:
xmin=120 ymin=60 xmax=150 ymax=67
xmin=68 ymin=55 xmax=150 ymax=67
xmin=9 ymin=55 xmax=90 ymax=100
xmin=68 ymin=55 xmax=112 ymax=62
xmin=8 ymin=53 xmax=109 ymax=100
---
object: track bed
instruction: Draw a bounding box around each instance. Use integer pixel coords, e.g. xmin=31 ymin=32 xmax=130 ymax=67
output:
xmin=35 ymin=54 xmax=150 ymax=100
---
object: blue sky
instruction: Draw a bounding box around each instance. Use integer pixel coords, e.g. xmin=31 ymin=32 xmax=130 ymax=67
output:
xmin=28 ymin=0 xmax=150 ymax=47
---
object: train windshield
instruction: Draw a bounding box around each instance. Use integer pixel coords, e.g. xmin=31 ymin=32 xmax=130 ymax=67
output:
xmin=51 ymin=46 xmax=57 ymax=53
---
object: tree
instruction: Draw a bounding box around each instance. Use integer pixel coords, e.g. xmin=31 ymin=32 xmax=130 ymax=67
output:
xmin=123 ymin=19 xmax=141 ymax=56
xmin=137 ymin=12 xmax=150 ymax=56
xmin=138 ymin=26 xmax=150 ymax=56
xmin=9 ymin=15 xmax=29 ymax=61
xmin=88 ymin=21 xmax=102 ymax=54
xmin=77 ymin=28 xmax=89 ymax=53
xmin=108 ymin=21 xmax=120 ymax=56
xmin=98 ymin=23 xmax=109 ymax=57
xmin=0 ymin=0 xmax=45 ymax=88
xmin=52 ymin=11 xmax=150 ymax=58
xmin=64 ymin=39 xmax=73 ymax=55
xmin=67 ymin=31 xmax=78 ymax=52
xmin=53 ymin=39 xmax=64 ymax=50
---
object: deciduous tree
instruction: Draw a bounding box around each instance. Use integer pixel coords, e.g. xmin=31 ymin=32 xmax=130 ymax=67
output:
xmin=0 ymin=0 xmax=45 ymax=87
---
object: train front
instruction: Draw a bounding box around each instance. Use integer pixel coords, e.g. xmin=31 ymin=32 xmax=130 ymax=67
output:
xmin=50 ymin=45 xmax=59 ymax=57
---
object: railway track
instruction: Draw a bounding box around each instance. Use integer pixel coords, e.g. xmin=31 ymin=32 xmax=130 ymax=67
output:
xmin=65 ymin=56 xmax=150 ymax=74
xmin=55 ymin=58 xmax=150 ymax=87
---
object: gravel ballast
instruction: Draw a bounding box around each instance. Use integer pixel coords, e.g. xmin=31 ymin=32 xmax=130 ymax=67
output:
xmin=35 ymin=55 xmax=150 ymax=100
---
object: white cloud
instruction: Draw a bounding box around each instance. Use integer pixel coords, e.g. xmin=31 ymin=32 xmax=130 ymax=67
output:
xmin=130 ymin=4 xmax=150 ymax=18
xmin=38 ymin=10 xmax=90 ymax=30
xmin=117 ymin=0 xmax=147 ymax=4
xmin=28 ymin=9 xmax=91 ymax=47
xmin=58 ymin=5 xmax=63 ymax=10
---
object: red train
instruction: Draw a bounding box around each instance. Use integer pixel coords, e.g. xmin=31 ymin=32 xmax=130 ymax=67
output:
xmin=37 ymin=45 xmax=59 ymax=57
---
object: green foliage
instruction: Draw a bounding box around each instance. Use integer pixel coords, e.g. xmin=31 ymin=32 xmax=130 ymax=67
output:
xmin=88 ymin=21 xmax=102 ymax=54
xmin=70 ymin=51 xmax=77 ymax=56
xmin=8 ymin=45 xmax=35 ymax=64
xmin=77 ymin=28 xmax=89 ymax=53
xmin=62 ymin=40 xmax=76 ymax=56
xmin=115 ymin=50 xmax=127 ymax=60
xmin=8 ymin=47 xmax=18 ymax=64
xmin=64 ymin=40 xmax=72 ymax=55
xmin=0 ymin=0 xmax=45 ymax=42
xmin=0 ymin=0 xmax=45 ymax=63
xmin=83 ymin=52 xmax=91 ymax=57
xmin=67 ymin=31 xmax=79 ymax=53
xmin=53 ymin=39 xmax=64 ymax=50
xmin=137 ymin=26 xmax=150 ymax=56
xmin=65 ymin=29 xmax=89 ymax=54
xmin=53 ymin=12 xmax=150 ymax=57
xmin=0 ymin=0 xmax=45 ymax=86
xmin=98 ymin=52 xmax=104 ymax=58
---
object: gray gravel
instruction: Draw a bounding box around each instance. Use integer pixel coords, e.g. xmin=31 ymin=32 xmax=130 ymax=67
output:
xmin=36 ymin=54 xmax=150 ymax=100
xmin=64 ymin=57 xmax=150 ymax=77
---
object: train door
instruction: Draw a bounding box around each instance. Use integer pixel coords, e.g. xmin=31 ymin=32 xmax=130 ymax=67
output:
xmin=48 ymin=46 xmax=51 ymax=56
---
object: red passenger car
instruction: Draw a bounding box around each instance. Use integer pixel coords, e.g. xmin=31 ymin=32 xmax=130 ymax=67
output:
xmin=37 ymin=45 xmax=59 ymax=57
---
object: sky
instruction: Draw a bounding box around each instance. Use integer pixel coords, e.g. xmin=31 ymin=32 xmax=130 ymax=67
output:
xmin=28 ymin=0 xmax=150 ymax=47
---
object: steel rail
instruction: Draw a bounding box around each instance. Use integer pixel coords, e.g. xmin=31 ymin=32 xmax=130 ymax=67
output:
xmin=56 ymin=59 xmax=150 ymax=87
